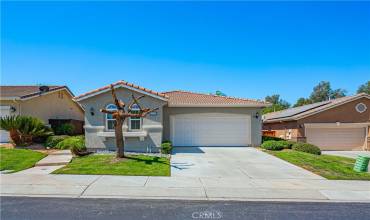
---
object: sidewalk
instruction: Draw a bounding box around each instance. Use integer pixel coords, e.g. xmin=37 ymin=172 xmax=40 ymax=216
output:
xmin=1 ymin=173 xmax=370 ymax=202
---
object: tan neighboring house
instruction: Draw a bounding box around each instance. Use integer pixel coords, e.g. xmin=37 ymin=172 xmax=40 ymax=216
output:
xmin=263 ymin=93 xmax=370 ymax=151
xmin=74 ymin=80 xmax=269 ymax=152
xmin=0 ymin=85 xmax=84 ymax=142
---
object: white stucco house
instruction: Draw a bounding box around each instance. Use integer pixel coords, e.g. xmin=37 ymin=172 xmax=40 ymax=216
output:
xmin=74 ymin=80 xmax=270 ymax=152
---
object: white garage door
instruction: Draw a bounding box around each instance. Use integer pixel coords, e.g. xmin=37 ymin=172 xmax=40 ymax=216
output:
xmin=170 ymin=113 xmax=251 ymax=147
xmin=0 ymin=106 xmax=11 ymax=143
xmin=306 ymin=127 xmax=366 ymax=150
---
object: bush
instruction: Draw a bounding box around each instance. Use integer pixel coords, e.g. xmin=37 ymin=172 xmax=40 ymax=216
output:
xmin=0 ymin=115 xmax=53 ymax=146
xmin=262 ymin=136 xmax=284 ymax=142
xmin=55 ymin=123 xmax=75 ymax=135
xmin=292 ymin=142 xmax=321 ymax=155
xmin=261 ymin=140 xmax=286 ymax=151
xmin=161 ymin=141 xmax=172 ymax=154
xmin=55 ymin=136 xmax=85 ymax=151
xmin=44 ymin=135 xmax=69 ymax=148
xmin=279 ymin=140 xmax=296 ymax=149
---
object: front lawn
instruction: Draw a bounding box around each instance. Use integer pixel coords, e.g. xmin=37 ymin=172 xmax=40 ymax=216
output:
xmin=53 ymin=154 xmax=170 ymax=176
xmin=0 ymin=148 xmax=46 ymax=173
xmin=267 ymin=150 xmax=370 ymax=180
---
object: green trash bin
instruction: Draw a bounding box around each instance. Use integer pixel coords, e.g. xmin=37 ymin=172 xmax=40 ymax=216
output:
xmin=353 ymin=155 xmax=370 ymax=172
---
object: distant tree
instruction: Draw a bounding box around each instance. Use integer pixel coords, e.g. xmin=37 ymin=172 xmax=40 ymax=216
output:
xmin=357 ymin=81 xmax=370 ymax=94
xmin=309 ymin=81 xmax=346 ymax=102
xmin=265 ymin=94 xmax=280 ymax=105
xmin=215 ymin=90 xmax=226 ymax=96
xmin=262 ymin=94 xmax=290 ymax=114
xmin=293 ymin=97 xmax=313 ymax=107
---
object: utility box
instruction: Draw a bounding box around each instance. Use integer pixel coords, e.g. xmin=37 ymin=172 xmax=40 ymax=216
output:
xmin=354 ymin=155 xmax=370 ymax=172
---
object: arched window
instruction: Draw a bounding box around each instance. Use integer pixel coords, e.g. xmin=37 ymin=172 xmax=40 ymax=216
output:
xmin=105 ymin=104 xmax=117 ymax=130
xmin=129 ymin=104 xmax=142 ymax=130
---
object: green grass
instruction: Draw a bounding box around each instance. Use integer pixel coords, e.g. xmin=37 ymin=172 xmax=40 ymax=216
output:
xmin=0 ymin=148 xmax=46 ymax=173
xmin=53 ymin=154 xmax=170 ymax=176
xmin=267 ymin=150 xmax=370 ymax=180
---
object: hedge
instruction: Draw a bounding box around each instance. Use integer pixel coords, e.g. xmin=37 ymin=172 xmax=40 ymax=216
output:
xmin=292 ymin=142 xmax=321 ymax=155
xmin=261 ymin=141 xmax=286 ymax=151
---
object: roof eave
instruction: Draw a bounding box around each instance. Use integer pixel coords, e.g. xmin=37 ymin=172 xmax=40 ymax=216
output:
xmin=20 ymin=87 xmax=72 ymax=101
xmin=263 ymin=117 xmax=298 ymax=123
xmin=168 ymin=103 xmax=270 ymax=108
xmin=74 ymin=83 xmax=168 ymax=102
xmin=0 ymin=96 xmax=21 ymax=101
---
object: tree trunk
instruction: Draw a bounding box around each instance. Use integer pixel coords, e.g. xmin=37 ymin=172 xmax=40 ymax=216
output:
xmin=115 ymin=118 xmax=125 ymax=158
xmin=9 ymin=129 xmax=21 ymax=146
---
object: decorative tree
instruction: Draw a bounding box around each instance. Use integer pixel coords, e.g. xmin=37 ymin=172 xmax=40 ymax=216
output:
xmin=100 ymin=85 xmax=158 ymax=158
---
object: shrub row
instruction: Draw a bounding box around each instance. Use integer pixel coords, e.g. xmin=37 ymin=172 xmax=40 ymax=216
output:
xmin=261 ymin=140 xmax=292 ymax=151
xmin=261 ymin=140 xmax=321 ymax=155
xmin=292 ymin=142 xmax=321 ymax=155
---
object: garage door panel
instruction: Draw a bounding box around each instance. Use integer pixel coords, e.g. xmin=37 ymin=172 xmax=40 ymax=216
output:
xmin=306 ymin=128 xmax=366 ymax=150
xmin=171 ymin=114 xmax=251 ymax=147
xmin=0 ymin=106 xmax=11 ymax=143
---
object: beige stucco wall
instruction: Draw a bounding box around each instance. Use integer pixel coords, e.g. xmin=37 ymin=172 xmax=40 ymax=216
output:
xmin=163 ymin=107 xmax=264 ymax=147
xmin=0 ymin=90 xmax=84 ymax=124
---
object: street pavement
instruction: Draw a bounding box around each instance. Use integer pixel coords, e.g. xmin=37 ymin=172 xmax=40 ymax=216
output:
xmin=1 ymin=196 xmax=370 ymax=220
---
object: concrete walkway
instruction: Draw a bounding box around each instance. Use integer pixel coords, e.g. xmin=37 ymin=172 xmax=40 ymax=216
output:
xmin=322 ymin=151 xmax=370 ymax=159
xmin=36 ymin=150 xmax=72 ymax=167
xmin=13 ymin=150 xmax=73 ymax=175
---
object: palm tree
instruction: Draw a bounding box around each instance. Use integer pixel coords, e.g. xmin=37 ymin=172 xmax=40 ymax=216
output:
xmin=0 ymin=115 xmax=53 ymax=146
xmin=0 ymin=116 xmax=22 ymax=145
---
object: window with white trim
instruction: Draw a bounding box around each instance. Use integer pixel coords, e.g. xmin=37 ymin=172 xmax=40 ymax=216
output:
xmin=129 ymin=104 xmax=142 ymax=130
xmin=105 ymin=104 xmax=117 ymax=131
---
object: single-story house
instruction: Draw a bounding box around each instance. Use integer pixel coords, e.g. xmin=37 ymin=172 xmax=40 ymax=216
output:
xmin=74 ymin=80 xmax=269 ymax=152
xmin=0 ymin=85 xmax=84 ymax=142
xmin=263 ymin=93 xmax=370 ymax=151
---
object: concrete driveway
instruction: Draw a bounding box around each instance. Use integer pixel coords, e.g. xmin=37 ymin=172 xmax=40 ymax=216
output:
xmin=171 ymin=147 xmax=323 ymax=179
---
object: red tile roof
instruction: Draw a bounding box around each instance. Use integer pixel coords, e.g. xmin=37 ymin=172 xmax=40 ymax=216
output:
xmin=74 ymin=80 xmax=268 ymax=107
xmin=163 ymin=90 xmax=269 ymax=107
xmin=74 ymin=80 xmax=168 ymax=100
xmin=0 ymin=86 xmax=68 ymax=99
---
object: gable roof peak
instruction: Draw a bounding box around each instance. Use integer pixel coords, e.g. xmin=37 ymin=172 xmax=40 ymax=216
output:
xmin=74 ymin=80 xmax=168 ymax=101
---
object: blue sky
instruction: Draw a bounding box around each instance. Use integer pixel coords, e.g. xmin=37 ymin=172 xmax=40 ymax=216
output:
xmin=1 ymin=1 xmax=369 ymax=103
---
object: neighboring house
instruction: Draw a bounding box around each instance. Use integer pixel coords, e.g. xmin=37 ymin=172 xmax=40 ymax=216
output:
xmin=263 ymin=93 xmax=370 ymax=151
xmin=74 ymin=80 xmax=269 ymax=152
xmin=0 ymin=85 xmax=84 ymax=142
